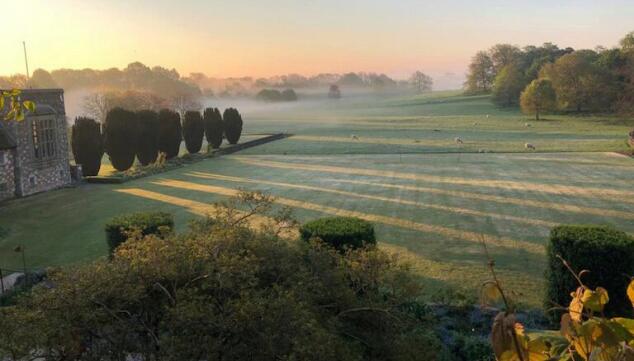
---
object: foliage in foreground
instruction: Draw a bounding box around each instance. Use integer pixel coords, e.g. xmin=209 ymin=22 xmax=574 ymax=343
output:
xmin=300 ymin=216 xmax=377 ymax=250
xmin=0 ymin=192 xmax=443 ymax=361
xmin=546 ymin=225 xmax=634 ymax=321
xmin=104 ymin=211 xmax=174 ymax=255
xmin=71 ymin=116 xmax=103 ymax=176
xmin=483 ymin=245 xmax=634 ymax=361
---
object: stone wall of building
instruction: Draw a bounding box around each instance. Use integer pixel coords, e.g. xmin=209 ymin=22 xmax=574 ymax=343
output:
xmin=3 ymin=89 xmax=72 ymax=197
xmin=0 ymin=150 xmax=16 ymax=201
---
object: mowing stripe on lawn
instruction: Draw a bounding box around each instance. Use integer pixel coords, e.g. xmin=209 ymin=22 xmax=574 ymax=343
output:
xmin=232 ymin=157 xmax=634 ymax=203
xmin=330 ymin=178 xmax=634 ymax=221
xmin=187 ymin=171 xmax=558 ymax=228
xmin=114 ymin=188 xmax=295 ymax=237
xmin=151 ymin=179 xmax=544 ymax=255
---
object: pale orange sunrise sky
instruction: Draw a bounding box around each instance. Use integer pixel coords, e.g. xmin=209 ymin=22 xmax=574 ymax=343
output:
xmin=2 ymin=0 xmax=633 ymax=82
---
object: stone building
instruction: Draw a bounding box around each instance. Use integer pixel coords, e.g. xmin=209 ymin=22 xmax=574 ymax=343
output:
xmin=0 ymin=89 xmax=71 ymax=201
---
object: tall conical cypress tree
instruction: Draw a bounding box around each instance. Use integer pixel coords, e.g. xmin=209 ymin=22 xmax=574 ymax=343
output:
xmin=204 ymin=107 xmax=224 ymax=149
xmin=104 ymin=108 xmax=137 ymax=171
xmin=223 ymin=108 xmax=243 ymax=145
xmin=71 ymin=116 xmax=103 ymax=176
xmin=135 ymin=110 xmax=160 ymax=165
xmin=158 ymin=109 xmax=182 ymax=159
xmin=182 ymin=110 xmax=204 ymax=154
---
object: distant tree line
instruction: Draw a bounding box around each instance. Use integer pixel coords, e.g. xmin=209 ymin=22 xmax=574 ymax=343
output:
xmin=256 ymin=88 xmax=298 ymax=102
xmin=71 ymin=107 xmax=243 ymax=175
xmin=464 ymin=31 xmax=634 ymax=117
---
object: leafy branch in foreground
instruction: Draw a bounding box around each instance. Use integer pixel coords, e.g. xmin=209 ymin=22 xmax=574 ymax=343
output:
xmin=482 ymin=244 xmax=634 ymax=361
xmin=1 ymin=89 xmax=35 ymax=121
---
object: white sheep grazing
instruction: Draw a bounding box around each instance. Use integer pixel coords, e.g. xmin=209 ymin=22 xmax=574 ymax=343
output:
xmin=478 ymin=149 xmax=486 ymax=153
xmin=525 ymin=143 xmax=536 ymax=150
xmin=454 ymin=137 xmax=464 ymax=144
xmin=525 ymin=123 xmax=532 ymax=127
xmin=485 ymin=114 xmax=490 ymax=119
xmin=351 ymin=134 xmax=359 ymax=140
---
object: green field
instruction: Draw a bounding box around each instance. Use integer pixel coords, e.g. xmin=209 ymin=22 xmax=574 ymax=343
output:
xmin=2 ymin=91 xmax=633 ymax=306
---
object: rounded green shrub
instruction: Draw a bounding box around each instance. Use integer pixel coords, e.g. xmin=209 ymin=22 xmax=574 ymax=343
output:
xmin=182 ymin=110 xmax=204 ymax=154
xmin=223 ymin=108 xmax=243 ymax=145
xmin=300 ymin=217 xmax=376 ymax=250
xmin=135 ymin=110 xmax=160 ymax=165
xmin=104 ymin=107 xmax=137 ymax=171
xmin=546 ymin=225 xmax=634 ymax=320
xmin=158 ymin=109 xmax=182 ymax=159
xmin=203 ymin=107 xmax=223 ymax=149
xmin=105 ymin=211 xmax=174 ymax=255
xmin=71 ymin=116 xmax=103 ymax=176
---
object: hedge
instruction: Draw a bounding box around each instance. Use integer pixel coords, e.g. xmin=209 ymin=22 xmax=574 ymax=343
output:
xmin=158 ymin=109 xmax=182 ymax=159
xmin=71 ymin=116 xmax=103 ymax=176
xmin=300 ymin=217 xmax=376 ymax=250
xmin=105 ymin=212 xmax=174 ymax=255
xmin=183 ymin=110 xmax=204 ymax=154
xmin=135 ymin=110 xmax=160 ymax=165
xmin=203 ymin=107 xmax=223 ymax=149
xmin=546 ymin=225 xmax=634 ymax=320
xmin=223 ymin=108 xmax=243 ymax=145
xmin=104 ymin=108 xmax=137 ymax=171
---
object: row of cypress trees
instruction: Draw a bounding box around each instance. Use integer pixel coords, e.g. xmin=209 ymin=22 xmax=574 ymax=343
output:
xmin=71 ymin=107 xmax=243 ymax=175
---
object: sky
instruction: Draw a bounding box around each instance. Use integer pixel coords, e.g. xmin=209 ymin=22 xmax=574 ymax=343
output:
xmin=2 ymin=0 xmax=633 ymax=85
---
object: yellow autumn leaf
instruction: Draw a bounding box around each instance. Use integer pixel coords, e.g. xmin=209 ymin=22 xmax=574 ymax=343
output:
xmin=628 ymin=280 xmax=634 ymax=308
xmin=570 ymin=287 xmax=584 ymax=322
xmin=582 ymin=287 xmax=609 ymax=312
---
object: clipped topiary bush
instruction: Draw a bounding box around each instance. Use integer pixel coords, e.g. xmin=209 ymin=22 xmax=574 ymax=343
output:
xmin=300 ymin=216 xmax=376 ymax=250
xmin=71 ymin=116 xmax=103 ymax=176
xmin=158 ymin=109 xmax=182 ymax=159
xmin=203 ymin=107 xmax=224 ymax=149
xmin=182 ymin=110 xmax=204 ymax=154
xmin=546 ymin=225 xmax=634 ymax=320
xmin=135 ymin=110 xmax=160 ymax=165
xmin=223 ymin=108 xmax=243 ymax=145
xmin=105 ymin=212 xmax=174 ymax=255
xmin=104 ymin=108 xmax=137 ymax=171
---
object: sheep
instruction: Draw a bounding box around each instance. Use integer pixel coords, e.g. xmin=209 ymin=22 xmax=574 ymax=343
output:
xmin=525 ymin=143 xmax=536 ymax=150
xmin=454 ymin=137 xmax=464 ymax=144
xmin=350 ymin=134 xmax=359 ymax=140
xmin=486 ymin=114 xmax=490 ymax=119
xmin=525 ymin=123 xmax=532 ymax=127
xmin=478 ymin=149 xmax=486 ymax=153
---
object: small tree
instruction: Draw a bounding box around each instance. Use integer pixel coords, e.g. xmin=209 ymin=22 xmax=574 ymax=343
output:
xmin=103 ymin=108 xmax=137 ymax=171
xmin=223 ymin=108 xmax=243 ymax=145
xmin=203 ymin=107 xmax=223 ymax=149
xmin=135 ymin=110 xmax=160 ymax=165
xmin=158 ymin=109 xmax=182 ymax=159
xmin=182 ymin=110 xmax=204 ymax=154
xmin=71 ymin=117 xmax=103 ymax=176
xmin=520 ymin=78 xmax=557 ymax=120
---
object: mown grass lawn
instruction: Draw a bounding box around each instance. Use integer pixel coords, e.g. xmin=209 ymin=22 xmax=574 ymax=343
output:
xmin=1 ymin=92 xmax=633 ymax=306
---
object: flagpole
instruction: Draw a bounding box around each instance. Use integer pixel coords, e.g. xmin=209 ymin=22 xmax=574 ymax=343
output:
xmin=23 ymin=41 xmax=30 ymax=85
